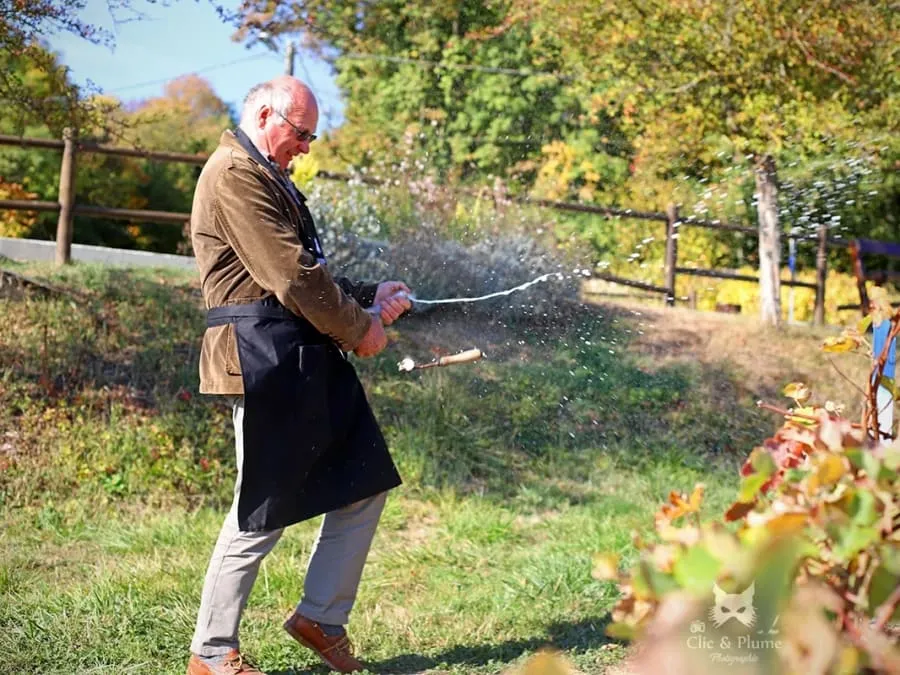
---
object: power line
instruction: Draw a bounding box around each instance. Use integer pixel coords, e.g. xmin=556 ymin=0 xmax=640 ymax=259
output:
xmin=342 ymin=52 xmax=570 ymax=81
xmin=104 ymin=53 xmax=279 ymax=94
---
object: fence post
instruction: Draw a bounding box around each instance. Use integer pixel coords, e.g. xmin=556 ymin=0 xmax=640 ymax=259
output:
xmin=55 ymin=127 xmax=76 ymax=266
xmin=813 ymin=222 xmax=828 ymax=325
xmin=849 ymin=240 xmax=869 ymax=317
xmin=664 ymin=203 xmax=679 ymax=307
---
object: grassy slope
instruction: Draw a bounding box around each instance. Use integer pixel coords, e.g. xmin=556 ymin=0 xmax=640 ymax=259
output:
xmin=0 ymin=262 xmax=868 ymax=674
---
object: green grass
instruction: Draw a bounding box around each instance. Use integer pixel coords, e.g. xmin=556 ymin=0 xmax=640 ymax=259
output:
xmin=0 ymin=470 xmax=733 ymax=674
xmin=0 ymin=261 xmax=854 ymax=673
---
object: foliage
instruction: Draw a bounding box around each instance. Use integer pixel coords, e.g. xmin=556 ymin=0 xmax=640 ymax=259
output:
xmin=233 ymin=0 xmax=623 ymax=196
xmin=594 ymin=309 xmax=900 ymax=673
xmin=0 ymin=46 xmax=234 ymax=252
xmin=0 ymin=179 xmax=37 ymax=237
xmin=0 ymin=0 xmax=160 ymax=134
xmin=106 ymin=75 xmax=235 ymax=252
xmin=686 ymin=268 xmax=865 ymax=326
xmin=234 ymin=0 xmax=899 ymax=272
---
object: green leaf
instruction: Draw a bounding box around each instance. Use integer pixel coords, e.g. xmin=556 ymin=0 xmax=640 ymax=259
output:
xmin=845 ymin=448 xmax=864 ymax=470
xmin=867 ymin=565 xmax=900 ymax=619
xmin=851 ymin=489 xmax=878 ymax=526
xmin=879 ymin=543 xmax=900 ymax=575
xmin=749 ymin=448 xmax=777 ymax=477
xmin=606 ymin=621 xmax=637 ymax=641
xmin=784 ymin=468 xmax=808 ymax=483
xmin=738 ymin=472 xmax=770 ymax=503
xmin=861 ymin=453 xmax=884 ymax=483
xmin=673 ymin=545 xmax=722 ymax=593
xmin=857 ymin=315 xmax=873 ymax=334
xmin=834 ymin=525 xmax=880 ymax=561
xmin=638 ymin=561 xmax=681 ymax=597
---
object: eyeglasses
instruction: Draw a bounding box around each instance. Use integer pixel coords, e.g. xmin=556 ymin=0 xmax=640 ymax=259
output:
xmin=276 ymin=111 xmax=317 ymax=143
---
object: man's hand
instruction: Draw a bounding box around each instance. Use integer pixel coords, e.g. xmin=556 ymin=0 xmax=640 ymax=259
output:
xmin=354 ymin=315 xmax=388 ymax=358
xmin=372 ymin=281 xmax=412 ymax=326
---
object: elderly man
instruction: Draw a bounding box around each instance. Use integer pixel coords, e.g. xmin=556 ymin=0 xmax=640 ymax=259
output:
xmin=186 ymin=76 xmax=411 ymax=675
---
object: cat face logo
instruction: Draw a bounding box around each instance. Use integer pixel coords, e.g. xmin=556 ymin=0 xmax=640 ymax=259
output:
xmin=709 ymin=582 xmax=756 ymax=629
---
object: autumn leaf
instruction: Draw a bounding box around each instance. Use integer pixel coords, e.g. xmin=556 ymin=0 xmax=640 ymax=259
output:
xmin=748 ymin=511 xmax=808 ymax=535
xmin=518 ymin=650 xmax=577 ymax=675
xmin=725 ymin=500 xmax=755 ymax=522
xmin=656 ymin=483 xmax=704 ymax=523
xmin=783 ymin=382 xmax=812 ymax=404
xmin=822 ymin=335 xmax=861 ymax=353
xmin=807 ymin=453 xmax=847 ymax=493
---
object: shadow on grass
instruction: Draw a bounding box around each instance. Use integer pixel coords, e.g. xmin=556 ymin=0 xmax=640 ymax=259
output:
xmin=270 ymin=615 xmax=616 ymax=674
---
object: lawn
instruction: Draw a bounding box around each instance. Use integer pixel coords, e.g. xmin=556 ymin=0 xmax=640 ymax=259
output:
xmin=0 ymin=262 xmax=865 ymax=674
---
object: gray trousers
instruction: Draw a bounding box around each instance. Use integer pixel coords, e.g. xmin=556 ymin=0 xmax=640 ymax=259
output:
xmin=190 ymin=398 xmax=387 ymax=657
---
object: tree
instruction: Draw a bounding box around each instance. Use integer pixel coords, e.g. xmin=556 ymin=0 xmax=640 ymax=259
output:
xmin=233 ymin=0 xmax=898 ymax=323
xmin=0 ymin=0 xmax=163 ymax=134
xmin=232 ymin=0 xmax=624 ymax=194
xmin=118 ymin=75 xmax=235 ymax=252
xmin=513 ymin=0 xmax=897 ymax=325
xmin=0 ymin=41 xmax=234 ymax=252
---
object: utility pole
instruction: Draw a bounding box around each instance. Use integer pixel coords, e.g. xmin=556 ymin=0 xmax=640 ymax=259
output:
xmin=284 ymin=41 xmax=295 ymax=75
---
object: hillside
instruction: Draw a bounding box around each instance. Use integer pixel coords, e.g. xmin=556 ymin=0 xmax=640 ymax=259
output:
xmin=0 ymin=261 xmax=871 ymax=674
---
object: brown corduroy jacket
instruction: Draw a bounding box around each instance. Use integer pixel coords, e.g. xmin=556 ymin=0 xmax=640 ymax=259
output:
xmin=190 ymin=130 xmax=377 ymax=395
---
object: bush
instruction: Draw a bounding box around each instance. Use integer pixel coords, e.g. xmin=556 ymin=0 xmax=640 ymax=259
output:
xmin=595 ymin=303 xmax=900 ymax=674
xmin=683 ymin=268 xmax=867 ymax=326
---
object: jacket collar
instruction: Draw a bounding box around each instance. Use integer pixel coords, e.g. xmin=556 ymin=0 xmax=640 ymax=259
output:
xmin=218 ymin=129 xmax=326 ymax=264
xmin=219 ymin=129 xmax=309 ymax=202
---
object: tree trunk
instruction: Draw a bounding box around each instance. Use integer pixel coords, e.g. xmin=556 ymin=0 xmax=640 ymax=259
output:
xmin=755 ymin=154 xmax=781 ymax=326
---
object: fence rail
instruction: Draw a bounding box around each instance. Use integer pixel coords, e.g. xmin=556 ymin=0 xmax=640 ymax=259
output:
xmin=675 ymin=267 xmax=819 ymax=290
xmin=0 ymin=131 xmax=875 ymax=324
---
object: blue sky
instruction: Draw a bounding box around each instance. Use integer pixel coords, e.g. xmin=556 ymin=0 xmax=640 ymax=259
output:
xmin=45 ymin=0 xmax=346 ymax=129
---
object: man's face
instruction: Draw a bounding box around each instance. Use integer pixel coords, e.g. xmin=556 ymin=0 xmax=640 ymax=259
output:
xmin=263 ymin=99 xmax=318 ymax=170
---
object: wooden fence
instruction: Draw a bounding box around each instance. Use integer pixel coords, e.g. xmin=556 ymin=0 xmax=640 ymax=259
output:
xmin=0 ymin=131 xmax=855 ymax=324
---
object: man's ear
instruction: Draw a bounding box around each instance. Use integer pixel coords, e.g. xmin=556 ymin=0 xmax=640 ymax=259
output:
xmin=256 ymin=105 xmax=271 ymax=130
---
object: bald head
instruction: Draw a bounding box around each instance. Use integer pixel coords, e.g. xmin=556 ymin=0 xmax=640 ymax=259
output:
xmin=240 ymin=76 xmax=318 ymax=128
xmin=238 ymin=76 xmax=320 ymax=169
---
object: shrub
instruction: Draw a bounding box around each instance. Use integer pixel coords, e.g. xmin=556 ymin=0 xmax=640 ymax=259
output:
xmin=0 ymin=179 xmax=37 ymax=237
xmin=595 ymin=297 xmax=900 ymax=674
xmin=685 ymin=267 xmax=866 ymax=326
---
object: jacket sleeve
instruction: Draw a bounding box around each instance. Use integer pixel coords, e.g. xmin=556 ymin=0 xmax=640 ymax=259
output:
xmin=213 ymin=161 xmax=372 ymax=351
xmin=335 ymin=278 xmax=379 ymax=308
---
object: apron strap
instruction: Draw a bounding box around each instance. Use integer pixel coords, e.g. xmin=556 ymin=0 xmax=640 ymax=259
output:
xmin=206 ymin=299 xmax=342 ymax=354
xmin=206 ymin=300 xmax=330 ymax=347
xmin=206 ymin=302 xmax=296 ymax=327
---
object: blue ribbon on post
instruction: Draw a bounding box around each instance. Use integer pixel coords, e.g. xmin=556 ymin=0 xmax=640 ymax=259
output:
xmin=872 ymin=320 xmax=896 ymax=438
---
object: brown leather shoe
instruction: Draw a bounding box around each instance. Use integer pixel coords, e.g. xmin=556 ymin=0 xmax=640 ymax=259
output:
xmin=186 ymin=649 xmax=264 ymax=674
xmin=283 ymin=612 xmax=364 ymax=673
